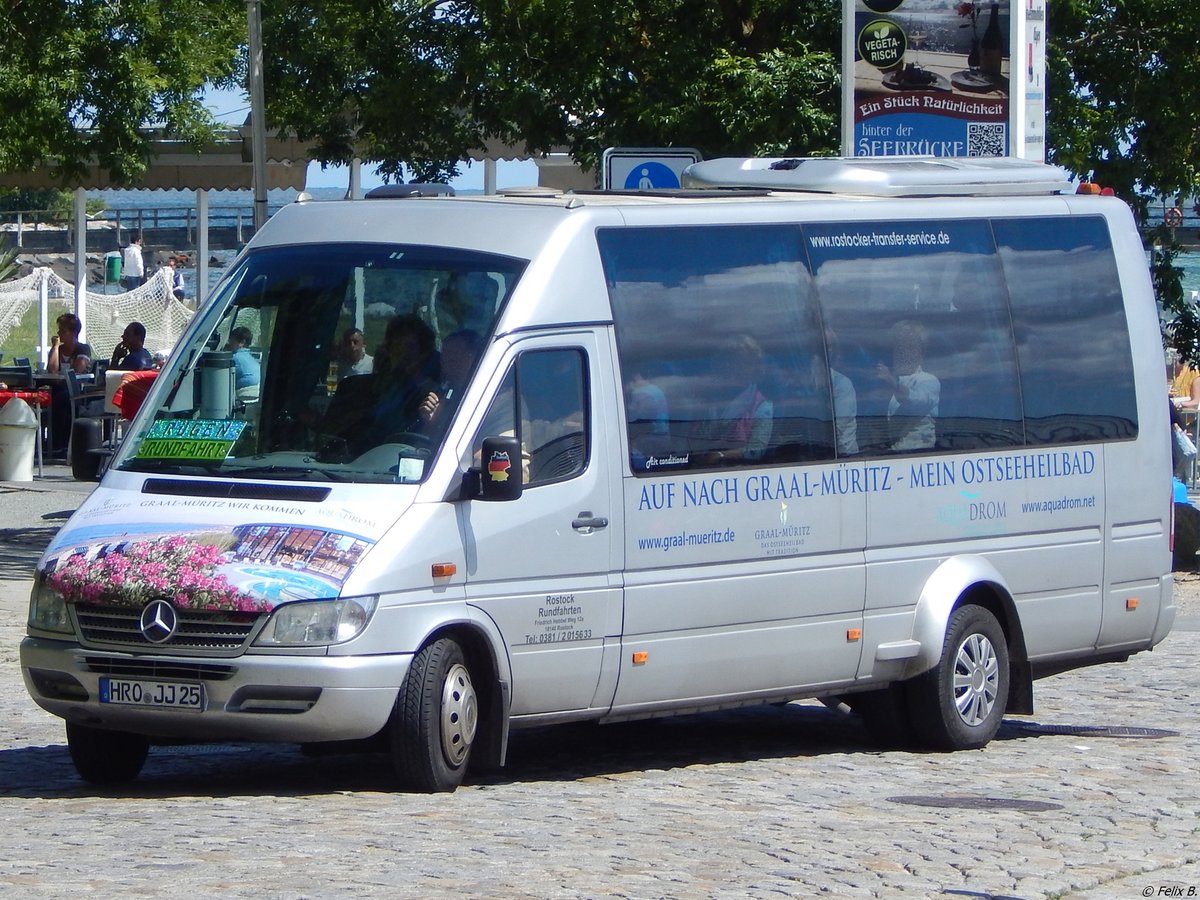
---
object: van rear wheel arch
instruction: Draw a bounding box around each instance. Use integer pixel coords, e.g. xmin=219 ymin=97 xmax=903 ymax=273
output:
xmin=954 ymin=582 xmax=1032 ymax=716
xmin=909 ymin=562 xmax=1032 ymax=716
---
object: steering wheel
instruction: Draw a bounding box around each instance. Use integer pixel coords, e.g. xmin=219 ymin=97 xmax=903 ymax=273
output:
xmin=380 ymin=431 xmax=433 ymax=457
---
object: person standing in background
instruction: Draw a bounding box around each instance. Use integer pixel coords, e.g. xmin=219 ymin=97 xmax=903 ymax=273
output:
xmin=121 ymin=231 xmax=145 ymax=291
xmin=166 ymin=256 xmax=186 ymax=301
xmin=1170 ymin=350 xmax=1200 ymax=409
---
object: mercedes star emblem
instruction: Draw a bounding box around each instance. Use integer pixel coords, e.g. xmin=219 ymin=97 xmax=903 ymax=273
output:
xmin=139 ymin=599 xmax=178 ymax=643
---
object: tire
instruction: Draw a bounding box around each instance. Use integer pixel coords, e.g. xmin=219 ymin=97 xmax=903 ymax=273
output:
xmin=389 ymin=637 xmax=478 ymax=792
xmin=845 ymin=685 xmax=916 ymax=749
xmin=1174 ymin=502 xmax=1200 ymax=570
xmin=906 ymin=605 xmax=1009 ymax=751
xmin=65 ymin=722 xmax=149 ymax=785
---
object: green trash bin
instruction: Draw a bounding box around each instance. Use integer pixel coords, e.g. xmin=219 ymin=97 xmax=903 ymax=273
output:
xmin=105 ymin=252 xmax=122 ymax=284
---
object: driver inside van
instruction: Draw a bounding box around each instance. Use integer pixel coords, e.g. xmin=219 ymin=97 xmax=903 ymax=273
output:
xmin=320 ymin=314 xmax=439 ymax=455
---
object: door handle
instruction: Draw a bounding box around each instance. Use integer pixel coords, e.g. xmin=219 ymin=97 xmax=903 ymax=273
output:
xmin=572 ymin=511 xmax=609 ymax=532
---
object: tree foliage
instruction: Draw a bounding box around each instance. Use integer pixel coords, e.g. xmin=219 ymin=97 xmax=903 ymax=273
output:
xmin=1047 ymin=0 xmax=1200 ymax=211
xmin=1047 ymin=0 xmax=1200 ymax=359
xmin=262 ymin=0 xmax=842 ymax=181
xmin=0 ymin=0 xmax=246 ymax=184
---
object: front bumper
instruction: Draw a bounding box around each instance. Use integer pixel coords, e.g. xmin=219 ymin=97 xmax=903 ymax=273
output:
xmin=20 ymin=636 xmax=411 ymax=743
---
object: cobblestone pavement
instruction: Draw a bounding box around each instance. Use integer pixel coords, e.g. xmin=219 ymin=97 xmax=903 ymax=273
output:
xmin=2 ymin=476 xmax=1198 ymax=899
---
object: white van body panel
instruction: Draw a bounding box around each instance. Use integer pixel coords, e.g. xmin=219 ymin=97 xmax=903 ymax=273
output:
xmin=20 ymin=163 xmax=1174 ymax=784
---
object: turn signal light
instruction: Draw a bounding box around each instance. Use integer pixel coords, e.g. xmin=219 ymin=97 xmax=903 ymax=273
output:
xmin=632 ymin=651 xmax=649 ymax=665
xmin=1126 ymin=597 xmax=1139 ymax=610
xmin=431 ymin=563 xmax=457 ymax=578
xmin=847 ymin=628 xmax=862 ymax=642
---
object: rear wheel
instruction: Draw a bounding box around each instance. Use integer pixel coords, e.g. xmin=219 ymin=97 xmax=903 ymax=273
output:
xmin=906 ymin=605 xmax=1009 ymax=750
xmin=389 ymin=637 xmax=478 ymax=792
xmin=65 ymin=723 xmax=149 ymax=784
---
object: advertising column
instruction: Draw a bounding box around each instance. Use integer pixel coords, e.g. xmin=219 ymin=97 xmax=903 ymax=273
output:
xmin=1013 ymin=0 xmax=1046 ymax=162
xmin=842 ymin=0 xmax=1013 ymax=159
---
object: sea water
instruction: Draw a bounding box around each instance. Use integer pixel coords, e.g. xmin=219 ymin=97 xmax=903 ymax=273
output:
xmin=87 ymin=186 xmax=348 ymax=297
xmin=1176 ymin=252 xmax=1200 ymax=301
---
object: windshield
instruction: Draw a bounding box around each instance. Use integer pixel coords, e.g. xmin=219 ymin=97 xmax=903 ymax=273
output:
xmin=113 ymin=242 xmax=525 ymax=482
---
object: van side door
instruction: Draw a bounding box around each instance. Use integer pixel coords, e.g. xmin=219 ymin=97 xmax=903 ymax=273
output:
xmin=460 ymin=332 xmax=623 ymax=717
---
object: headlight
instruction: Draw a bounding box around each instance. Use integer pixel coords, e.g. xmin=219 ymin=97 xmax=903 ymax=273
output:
xmin=28 ymin=579 xmax=74 ymax=635
xmin=254 ymin=595 xmax=378 ymax=647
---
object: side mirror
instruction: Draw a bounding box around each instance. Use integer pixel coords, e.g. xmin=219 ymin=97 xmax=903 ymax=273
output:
xmin=479 ymin=436 xmax=523 ymax=501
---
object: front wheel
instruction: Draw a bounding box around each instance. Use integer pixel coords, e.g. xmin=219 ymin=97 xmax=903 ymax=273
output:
xmin=66 ymin=723 xmax=149 ymax=784
xmin=906 ymin=605 xmax=1009 ymax=751
xmin=389 ymin=637 xmax=479 ymax=792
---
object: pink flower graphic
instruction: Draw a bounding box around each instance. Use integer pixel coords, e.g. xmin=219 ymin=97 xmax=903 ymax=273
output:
xmin=48 ymin=536 xmax=272 ymax=615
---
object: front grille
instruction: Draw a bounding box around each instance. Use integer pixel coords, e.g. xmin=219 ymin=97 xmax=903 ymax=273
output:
xmin=82 ymin=656 xmax=238 ymax=681
xmin=75 ymin=604 xmax=262 ymax=655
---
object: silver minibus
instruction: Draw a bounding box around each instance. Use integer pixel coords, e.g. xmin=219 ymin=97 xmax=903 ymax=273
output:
xmin=21 ymin=156 xmax=1175 ymax=791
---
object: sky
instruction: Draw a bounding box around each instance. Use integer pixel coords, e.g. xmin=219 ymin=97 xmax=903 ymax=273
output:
xmin=206 ymin=87 xmax=537 ymax=191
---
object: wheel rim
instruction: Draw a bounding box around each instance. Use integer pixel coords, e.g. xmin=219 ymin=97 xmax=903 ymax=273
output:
xmin=952 ymin=632 xmax=1000 ymax=727
xmin=440 ymin=662 xmax=478 ymax=767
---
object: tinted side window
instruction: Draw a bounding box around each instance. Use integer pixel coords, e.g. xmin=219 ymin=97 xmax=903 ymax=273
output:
xmin=802 ymin=219 xmax=1024 ymax=455
xmin=600 ymin=225 xmax=832 ymax=473
xmin=993 ymin=217 xmax=1137 ymax=443
xmin=475 ymin=349 xmax=589 ymax=486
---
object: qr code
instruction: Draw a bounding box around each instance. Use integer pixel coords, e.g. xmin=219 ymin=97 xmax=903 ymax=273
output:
xmin=967 ymin=122 xmax=1007 ymax=157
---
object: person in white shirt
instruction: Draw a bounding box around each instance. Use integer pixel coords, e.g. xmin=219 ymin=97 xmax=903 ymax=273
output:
xmin=877 ymin=319 xmax=940 ymax=451
xmin=335 ymin=327 xmax=374 ymax=380
xmin=121 ymin=232 xmax=145 ymax=291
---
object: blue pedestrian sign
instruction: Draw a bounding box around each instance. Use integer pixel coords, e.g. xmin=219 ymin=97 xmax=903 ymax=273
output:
xmin=602 ymin=148 xmax=703 ymax=191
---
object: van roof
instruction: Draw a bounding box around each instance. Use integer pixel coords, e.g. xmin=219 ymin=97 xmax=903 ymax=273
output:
xmin=681 ymin=156 xmax=1075 ymax=197
xmin=349 ymin=157 xmax=1074 ymax=209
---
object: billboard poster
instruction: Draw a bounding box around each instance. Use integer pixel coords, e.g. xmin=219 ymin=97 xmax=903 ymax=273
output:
xmin=843 ymin=0 xmax=1011 ymax=159
xmin=1015 ymin=0 xmax=1046 ymax=162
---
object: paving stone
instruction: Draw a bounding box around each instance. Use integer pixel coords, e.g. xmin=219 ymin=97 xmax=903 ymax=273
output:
xmin=2 ymin=475 xmax=1198 ymax=897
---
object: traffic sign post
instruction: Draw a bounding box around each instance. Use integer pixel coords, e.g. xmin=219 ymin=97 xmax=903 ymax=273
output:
xmin=602 ymin=148 xmax=703 ymax=190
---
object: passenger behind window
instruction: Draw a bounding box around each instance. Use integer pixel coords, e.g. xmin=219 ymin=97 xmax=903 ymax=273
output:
xmin=824 ymin=329 xmax=859 ymax=456
xmin=626 ymin=370 xmax=671 ymax=470
xmin=226 ymin=326 xmax=261 ymax=400
xmin=431 ymin=272 xmax=499 ymax=339
xmin=334 ymin=327 xmax=374 ymax=381
xmin=320 ymin=315 xmax=439 ymax=456
xmin=877 ymin=319 xmax=940 ymax=451
xmin=692 ymin=334 xmax=773 ymax=466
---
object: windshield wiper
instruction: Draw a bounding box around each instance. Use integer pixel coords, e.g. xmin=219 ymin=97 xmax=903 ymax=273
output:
xmin=220 ymin=463 xmax=342 ymax=482
xmin=116 ymin=460 xmax=223 ymax=477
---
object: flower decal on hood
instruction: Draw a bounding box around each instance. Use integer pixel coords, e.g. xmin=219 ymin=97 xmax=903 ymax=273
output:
xmin=48 ymin=535 xmax=271 ymax=614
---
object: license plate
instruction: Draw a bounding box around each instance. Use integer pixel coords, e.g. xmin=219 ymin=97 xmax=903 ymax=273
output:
xmin=99 ymin=678 xmax=205 ymax=710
